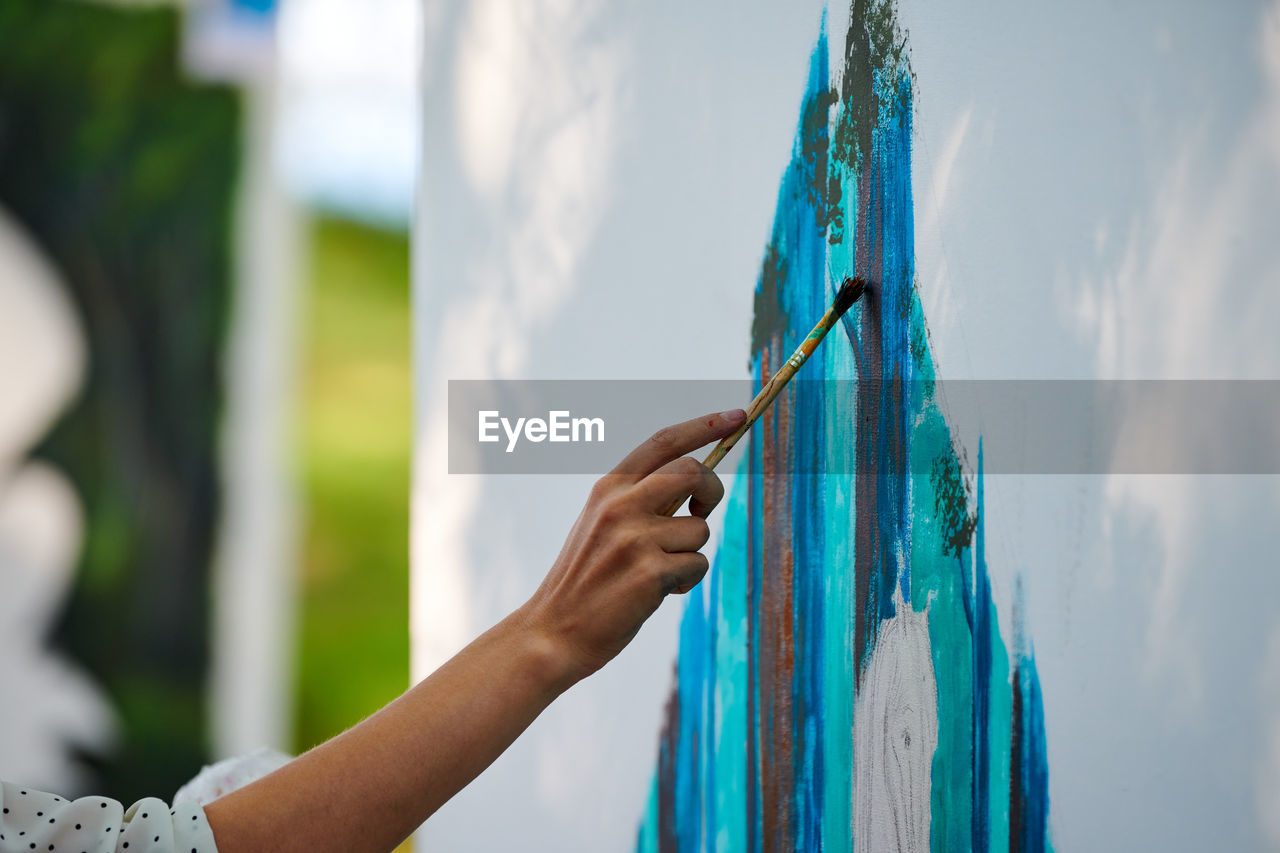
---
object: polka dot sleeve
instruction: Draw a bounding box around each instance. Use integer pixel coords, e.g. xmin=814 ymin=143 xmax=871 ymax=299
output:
xmin=0 ymin=781 xmax=218 ymax=853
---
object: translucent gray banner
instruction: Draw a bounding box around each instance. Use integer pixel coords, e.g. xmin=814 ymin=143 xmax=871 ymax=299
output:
xmin=446 ymin=380 xmax=1280 ymax=475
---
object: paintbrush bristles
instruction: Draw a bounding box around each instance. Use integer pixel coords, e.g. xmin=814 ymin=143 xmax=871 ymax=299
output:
xmin=832 ymin=276 xmax=867 ymax=319
xmin=659 ymin=277 xmax=869 ymax=516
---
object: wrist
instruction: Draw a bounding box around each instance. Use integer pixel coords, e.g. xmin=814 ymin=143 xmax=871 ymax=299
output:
xmin=505 ymin=603 xmax=583 ymax=696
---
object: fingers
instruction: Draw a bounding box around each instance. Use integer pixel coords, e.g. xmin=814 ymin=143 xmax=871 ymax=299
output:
xmin=611 ymin=409 xmax=746 ymax=481
xmin=658 ymin=551 xmax=710 ymax=596
xmin=634 ymin=456 xmax=725 ymax=517
xmin=654 ymin=515 xmax=711 ymax=554
xmin=686 ymin=466 xmax=726 ymax=518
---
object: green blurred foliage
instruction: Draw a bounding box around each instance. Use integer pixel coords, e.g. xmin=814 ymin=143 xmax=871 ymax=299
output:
xmin=0 ymin=0 xmax=412 ymax=807
xmin=0 ymin=0 xmax=239 ymax=801
xmin=294 ymin=216 xmax=411 ymax=752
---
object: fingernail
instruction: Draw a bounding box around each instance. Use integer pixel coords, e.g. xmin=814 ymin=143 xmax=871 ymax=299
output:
xmin=720 ymin=409 xmax=746 ymax=424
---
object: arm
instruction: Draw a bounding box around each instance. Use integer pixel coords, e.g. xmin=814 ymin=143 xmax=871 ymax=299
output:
xmin=204 ymin=409 xmax=745 ymax=853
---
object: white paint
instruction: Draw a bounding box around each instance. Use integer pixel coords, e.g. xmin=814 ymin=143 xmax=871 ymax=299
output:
xmin=853 ymin=590 xmax=938 ymax=853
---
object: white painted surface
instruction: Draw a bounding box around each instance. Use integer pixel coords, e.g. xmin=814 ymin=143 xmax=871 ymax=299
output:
xmin=853 ymin=592 xmax=938 ymax=853
xmin=900 ymin=0 xmax=1280 ymax=849
xmin=416 ymin=0 xmax=1280 ymax=849
xmin=414 ymin=2 xmax=822 ymax=849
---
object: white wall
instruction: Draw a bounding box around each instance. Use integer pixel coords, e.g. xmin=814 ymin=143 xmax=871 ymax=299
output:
xmin=901 ymin=1 xmax=1280 ymax=849
xmin=414 ymin=2 xmax=823 ymax=849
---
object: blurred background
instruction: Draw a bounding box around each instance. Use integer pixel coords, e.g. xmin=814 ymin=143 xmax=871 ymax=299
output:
xmin=0 ymin=0 xmax=418 ymax=815
xmin=8 ymin=2 xmax=1280 ymax=851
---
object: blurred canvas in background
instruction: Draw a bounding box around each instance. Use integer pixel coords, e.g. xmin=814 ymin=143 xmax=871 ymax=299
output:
xmin=0 ymin=0 xmax=417 ymax=809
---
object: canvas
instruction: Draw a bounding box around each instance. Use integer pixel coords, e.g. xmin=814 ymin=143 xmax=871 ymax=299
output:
xmin=415 ymin=1 xmax=1280 ymax=849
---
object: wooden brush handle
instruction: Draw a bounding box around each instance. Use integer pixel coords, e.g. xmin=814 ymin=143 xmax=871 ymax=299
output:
xmin=658 ymin=299 xmax=843 ymax=517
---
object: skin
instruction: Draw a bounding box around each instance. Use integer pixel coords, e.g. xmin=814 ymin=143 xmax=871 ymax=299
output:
xmin=204 ymin=408 xmax=746 ymax=853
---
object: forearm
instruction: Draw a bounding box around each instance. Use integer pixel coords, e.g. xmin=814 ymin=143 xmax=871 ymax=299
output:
xmin=204 ymin=411 xmax=739 ymax=851
xmin=205 ymin=606 xmax=573 ymax=853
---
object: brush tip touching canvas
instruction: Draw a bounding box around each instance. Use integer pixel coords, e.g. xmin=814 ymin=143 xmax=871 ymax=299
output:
xmin=832 ymin=276 xmax=868 ymax=319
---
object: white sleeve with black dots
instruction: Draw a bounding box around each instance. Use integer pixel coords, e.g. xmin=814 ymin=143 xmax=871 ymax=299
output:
xmin=0 ymin=781 xmax=218 ymax=853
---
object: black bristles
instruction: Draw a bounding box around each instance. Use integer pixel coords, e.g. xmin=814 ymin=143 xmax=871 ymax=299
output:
xmin=832 ymin=276 xmax=868 ymax=318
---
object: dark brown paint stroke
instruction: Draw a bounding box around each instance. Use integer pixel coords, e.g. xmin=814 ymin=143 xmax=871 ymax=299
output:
xmin=852 ymin=140 xmax=890 ymax=684
xmin=799 ymin=84 xmax=842 ymax=240
xmin=751 ymin=242 xmax=790 ymax=360
xmin=1009 ymin=662 xmax=1025 ymax=853
xmin=931 ymin=449 xmax=977 ymax=558
xmin=658 ymin=682 xmax=680 ymax=853
xmin=834 ymin=0 xmax=910 ymax=174
xmin=756 ymin=342 xmax=797 ymax=853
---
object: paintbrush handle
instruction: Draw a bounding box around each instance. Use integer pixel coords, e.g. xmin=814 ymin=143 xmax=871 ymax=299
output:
xmin=658 ymin=300 xmax=843 ymax=516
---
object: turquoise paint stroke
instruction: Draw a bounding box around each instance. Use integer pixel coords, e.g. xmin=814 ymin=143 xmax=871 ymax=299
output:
xmin=638 ymin=2 xmax=1052 ymax=850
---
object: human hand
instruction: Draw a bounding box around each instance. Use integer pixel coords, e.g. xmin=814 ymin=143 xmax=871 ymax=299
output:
xmin=204 ymin=409 xmax=743 ymax=853
xmin=520 ymin=409 xmax=745 ymax=685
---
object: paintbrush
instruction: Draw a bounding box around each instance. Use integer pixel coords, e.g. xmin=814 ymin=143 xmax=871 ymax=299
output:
xmin=661 ymin=276 xmax=868 ymax=517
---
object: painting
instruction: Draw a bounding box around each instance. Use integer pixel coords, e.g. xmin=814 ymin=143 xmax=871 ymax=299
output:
xmin=634 ymin=3 xmax=1050 ymax=850
xmin=416 ymin=0 xmax=1280 ymax=849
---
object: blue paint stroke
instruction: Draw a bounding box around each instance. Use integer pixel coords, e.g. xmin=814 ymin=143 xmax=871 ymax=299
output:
xmin=636 ymin=3 xmax=1052 ymax=851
